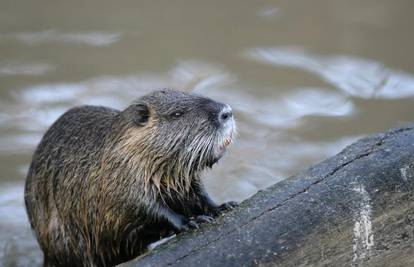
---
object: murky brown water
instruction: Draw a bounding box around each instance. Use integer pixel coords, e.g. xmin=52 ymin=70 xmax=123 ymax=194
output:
xmin=1 ymin=0 xmax=414 ymax=266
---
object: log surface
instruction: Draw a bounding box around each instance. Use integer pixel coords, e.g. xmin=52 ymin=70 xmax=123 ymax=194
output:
xmin=121 ymin=125 xmax=414 ymax=267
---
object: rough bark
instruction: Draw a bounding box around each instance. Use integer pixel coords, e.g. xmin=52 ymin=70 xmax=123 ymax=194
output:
xmin=121 ymin=125 xmax=414 ymax=267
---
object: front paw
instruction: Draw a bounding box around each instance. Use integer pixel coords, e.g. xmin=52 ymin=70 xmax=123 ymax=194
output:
xmin=171 ymin=215 xmax=200 ymax=233
xmin=196 ymin=215 xmax=214 ymax=223
xmin=219 ymin=201 xmax=238 ymax=211
xmin=210 ymin=201 xmax=238 ymax=216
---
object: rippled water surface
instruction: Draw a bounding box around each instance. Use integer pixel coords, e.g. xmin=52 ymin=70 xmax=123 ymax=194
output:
xmin=1 ymin=0 xmax=414 ymax=265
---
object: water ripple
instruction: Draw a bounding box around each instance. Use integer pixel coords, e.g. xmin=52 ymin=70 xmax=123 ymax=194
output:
xmin=208 ymin=87 xmax=354 ymax=128
xmin=257 ymin=7 xmax=281 ymax=19
xmin=247 ymin=47 xmax=414 ymax=99
xmin=0 ymin=183 xmax=42 ymax=267
xmin=0 ymin=63 xmax=54 ymax=76
xmin=1 ymin=30 xmax=122 ymax=46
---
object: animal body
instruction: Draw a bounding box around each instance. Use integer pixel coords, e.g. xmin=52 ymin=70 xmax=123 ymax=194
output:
xmin=24 ymin=89 xmax=236 ymax=267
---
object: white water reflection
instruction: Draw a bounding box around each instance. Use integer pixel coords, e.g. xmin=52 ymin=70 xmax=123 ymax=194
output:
xmin=207 ymin=87 xmax=354 ymax=128
xmin=247 ymin=48 xmax=414 ymax=99
xmin=20 ymin=84 xmax=85 ymax=104
xmin=170 ymin=61 xmax=235 ymax=93
xmin=284 ymin=89 xmax=353 ymax=116
xmin=0 ymin=134 xmax=43 ymax=154
xmin=2 ymin=30 xmax=122 ymax=46
xmin=0 ymin=184 xmax=27 ymax=225
xmin=0 ymin=63 xmax=54 ymax=76
xmin=257 ymin=7 xmax=281 ymax=19
xmin=0 ymin=183 xmax=42 ymax=267
xmin=15 ymin=61 xmax=234 ymax=108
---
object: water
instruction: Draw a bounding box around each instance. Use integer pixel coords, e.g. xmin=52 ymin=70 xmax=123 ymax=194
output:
xmin=1 ymin=0 xmax=414 ymax=265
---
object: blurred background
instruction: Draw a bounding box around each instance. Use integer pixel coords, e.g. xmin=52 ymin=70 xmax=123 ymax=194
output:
xmin=1 ymin=0 xmax=414 ymax=266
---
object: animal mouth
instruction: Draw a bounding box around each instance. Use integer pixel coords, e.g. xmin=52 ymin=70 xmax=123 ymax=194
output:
xmin=208 ymin=125 xmax=235 ymax=168
xmin=219 ymin=131 xmax=233 ymax=150
xmin=223 ymin=136 xmax=232 ymax=147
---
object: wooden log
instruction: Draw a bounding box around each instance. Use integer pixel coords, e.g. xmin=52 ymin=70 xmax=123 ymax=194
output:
xmin=121 ymin=125 xmax=414 ymax=267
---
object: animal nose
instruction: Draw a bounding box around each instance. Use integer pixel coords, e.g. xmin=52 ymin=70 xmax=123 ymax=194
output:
xmin=219 ymin=106 xmax=233 ymax=124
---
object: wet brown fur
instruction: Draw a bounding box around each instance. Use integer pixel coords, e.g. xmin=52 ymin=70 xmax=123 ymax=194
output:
xmin=24 ymin=89 xmax=235 ymax=267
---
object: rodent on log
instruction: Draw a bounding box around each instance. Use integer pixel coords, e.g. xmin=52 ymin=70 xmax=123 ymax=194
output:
xmin=24 ymin=89 xmax=237 ymax=267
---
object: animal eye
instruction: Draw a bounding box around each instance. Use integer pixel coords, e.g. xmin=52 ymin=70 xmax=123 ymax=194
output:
xmin=170 ymin=111 xmax=183 ymax=118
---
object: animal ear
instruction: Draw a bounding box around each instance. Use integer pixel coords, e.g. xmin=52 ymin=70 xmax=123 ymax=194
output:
xmin=132 ymin=103 xmax=150 ymax=126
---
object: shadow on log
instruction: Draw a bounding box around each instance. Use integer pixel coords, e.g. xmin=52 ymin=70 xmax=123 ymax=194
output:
xmin=121 ymin=125 xmax=414 ymax=267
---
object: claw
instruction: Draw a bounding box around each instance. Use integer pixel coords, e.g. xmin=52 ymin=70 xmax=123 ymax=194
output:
xmin=219 ymin=201 xmax=238 ymax=211
xmin=187 ymin=219 xmax=199 ymax=229
xmin=196 ymin=215 xmax=214 ymax=223
xmin=206 ymin=201 xmax=239 ymax=217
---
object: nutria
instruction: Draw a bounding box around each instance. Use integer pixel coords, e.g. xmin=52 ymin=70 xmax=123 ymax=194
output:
xmin=24 ymin=89 xmax=237 ymax=267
